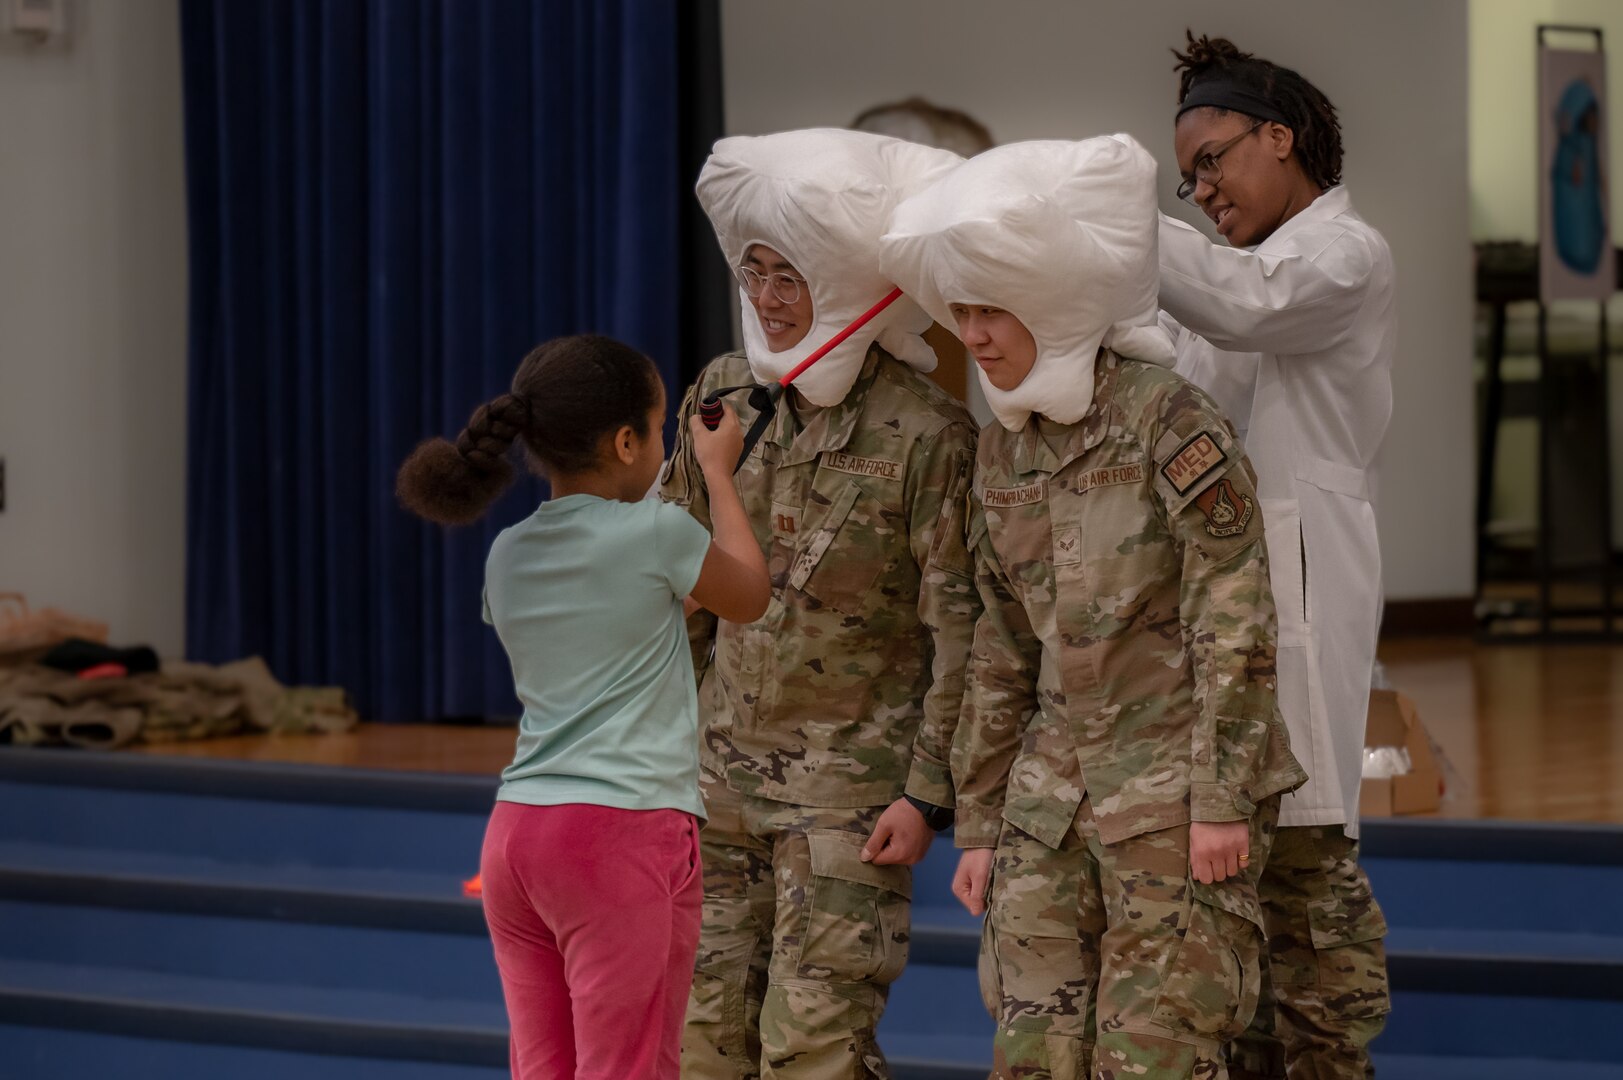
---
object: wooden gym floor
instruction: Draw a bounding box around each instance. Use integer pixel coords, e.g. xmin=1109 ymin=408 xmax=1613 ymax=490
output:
xmin=128 ymin=637 xmax=1623 ymax=826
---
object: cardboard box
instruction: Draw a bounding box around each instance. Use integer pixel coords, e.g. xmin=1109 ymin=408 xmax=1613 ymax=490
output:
xmin=1359 ymin=690 xmax=1443 ymax=817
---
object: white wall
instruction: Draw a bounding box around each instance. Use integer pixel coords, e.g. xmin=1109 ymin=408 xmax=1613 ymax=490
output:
xmin=0 ymin=2 xmax=1473 ymax=649
xmin=0 ymin=1 xmax=188 ymax=655
xmin=723 ymin=0 xmax=1474 ymax=602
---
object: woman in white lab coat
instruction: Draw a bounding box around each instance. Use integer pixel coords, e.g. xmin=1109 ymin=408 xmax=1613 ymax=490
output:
xmin=1157 ymin=33 xmax=1393 ymax=1080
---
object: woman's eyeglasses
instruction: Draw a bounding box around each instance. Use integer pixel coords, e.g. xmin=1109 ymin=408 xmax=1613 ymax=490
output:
xmin=734 ymin=265 xmax=807 ymax=304
xmin=1176 ymin=121 xmax=1265 ymax=204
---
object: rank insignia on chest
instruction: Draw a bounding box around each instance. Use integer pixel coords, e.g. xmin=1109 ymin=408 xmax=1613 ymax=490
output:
xmin=1053 ymin=525 xmax=1083 ymax=565
xmin=771 ymin=502 xmax=800 ymax=537
xmin=1160 ymin=431 xmax=1227 ymax=495
xmin=1194 ymin=477 xmax=1255 ymax=538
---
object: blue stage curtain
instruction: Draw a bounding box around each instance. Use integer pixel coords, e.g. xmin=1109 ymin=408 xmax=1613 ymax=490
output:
xmin=180 ymin=0 xmax=728 ymax=721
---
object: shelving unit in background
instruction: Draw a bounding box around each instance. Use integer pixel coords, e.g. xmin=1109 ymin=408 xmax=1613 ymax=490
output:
xmin=1475 ymin=240 xmax=1619 ymax=639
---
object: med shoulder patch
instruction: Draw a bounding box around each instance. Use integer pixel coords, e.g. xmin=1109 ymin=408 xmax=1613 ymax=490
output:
xmin=1159 ymin=431 xmax=1227 ymax=496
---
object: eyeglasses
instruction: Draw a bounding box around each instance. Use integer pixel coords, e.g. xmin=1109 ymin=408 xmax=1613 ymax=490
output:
xmin=1176 ymin=121 xmax=1265 ymax=203
xmin=734 ymin=265 xmax=807 ymax=304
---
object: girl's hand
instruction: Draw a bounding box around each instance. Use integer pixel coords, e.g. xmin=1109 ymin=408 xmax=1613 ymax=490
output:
xmin=690 ymin=407 xmax=744 ymax=476
xmin=1189 ymin=820 xmax=1251 ymax=884
xmin=686 ymin=403 xmax=770 ymax=624
xmin=952 ymin=848 xmax=994 ymax=916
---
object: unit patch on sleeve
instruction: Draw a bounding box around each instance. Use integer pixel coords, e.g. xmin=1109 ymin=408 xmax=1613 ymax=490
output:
xmin=822 ymin=451 xmax=901 ymax=481
xmin=1193 ymin=477 xmax=1255 ymax=538
xmin=1160 ymin=431 xmax=1227 ymax=495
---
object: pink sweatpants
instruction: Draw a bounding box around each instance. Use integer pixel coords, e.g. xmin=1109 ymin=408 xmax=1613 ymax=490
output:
xmin=480 ymin=801 xmax=702 ymax=1080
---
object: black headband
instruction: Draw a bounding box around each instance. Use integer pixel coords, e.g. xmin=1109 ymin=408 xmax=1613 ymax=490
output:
xmin=1176 ymin=76 xmax=1291 ymax=127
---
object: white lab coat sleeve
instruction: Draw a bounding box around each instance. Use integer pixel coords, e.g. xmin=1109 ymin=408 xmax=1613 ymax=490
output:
xmin=1157 ymin=307 xmax=1186 ymax=341
xmin=1157 ymin=211 xmax=1374 ymax=355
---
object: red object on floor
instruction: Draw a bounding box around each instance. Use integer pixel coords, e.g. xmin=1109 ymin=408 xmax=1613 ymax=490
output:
xmin=462 ymin=874 xmax=482 ymax=899
xmin=481 ymin=801 xmax=701 ymax=1080
xmin=78 ymin=663 xmax=128 ymax=680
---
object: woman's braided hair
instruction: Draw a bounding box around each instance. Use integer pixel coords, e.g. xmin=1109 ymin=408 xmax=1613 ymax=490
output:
xmin=397 ymin=334 xmax=662 ymax=526
xmin=1172 ymin=31 xmax=1343 ymax=189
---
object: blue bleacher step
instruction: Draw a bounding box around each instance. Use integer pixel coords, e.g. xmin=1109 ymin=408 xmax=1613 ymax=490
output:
xmin=884 ymin=1043 xmax=1623 ymax=1080
xmin=0 ymin=778 xmax=491 ymax=876
xmin=0 ymin=897 xmax=502 ymax=1003
xmin=1 ymin=1023 xmax=511 ymax=1080
xmin=1385 ymin=925 xmax=1623 ymax=963
xmin=1384 ymin=926 xmax=1623 ymax=999
xmin=0 ymin=840 xmax=482 ymax=932
xmin=883 ymin=1033 xmax=998 ymax=1080
xmin=911 ymin=822 xmax=1623 ymax=940
xmin=0 ymin=958 xmax=509 ymax=1067
xmin=0 ymin=746 xmax=494 ymax=876
xmin=883 ymin=976 xmax=1623 ymax=1080
xmin=1360 ymin=817 xmax=1623 ymax=865
xmin=886 ymin=1045 xmax=1623 ymax=1080
xmin=6 ymin=747 xmax=1623 ymax=1077
xmin=882 ymin=963 xmax=995 ymax=1048
xmin=1364 ymin=853 xmax=1623 ymax=936
xmin=0 ymin=957 xmax=998 ymax=1080
xmin=1376 ymin=1055 xmax=1623 ymax=1080
xmin=884 ymin=956 xmax=1623 ymax=1065
xmin=1381 ymin=988 xmax=1623 ymax=1062
xmin=907 ymin=906 xmax=1623 ymax=1001
xmin=0 ymin=745 xmax=496 ymax=812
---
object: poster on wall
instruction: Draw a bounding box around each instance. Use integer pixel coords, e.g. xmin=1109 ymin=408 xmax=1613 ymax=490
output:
xmin=1539 ymin=43 xmax=1615 ymax=301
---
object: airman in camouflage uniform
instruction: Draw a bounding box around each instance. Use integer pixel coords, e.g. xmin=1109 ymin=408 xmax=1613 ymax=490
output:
xmin=955 ymin=351 xmax=1307 ymax=1079
xmin=661 ymin=345 xmax=979 ymax=1079
xmin=1228 ymin=825 xmax=1389 ymax=1080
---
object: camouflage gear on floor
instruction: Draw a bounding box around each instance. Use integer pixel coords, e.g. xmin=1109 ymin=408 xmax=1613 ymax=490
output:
xmin=981 ymin=796 xmax=1280 ymax=1080
xmin=663 ymin=348 xmax=978 ymax=1078
xmin=0 ymin=657 xmax=355 ymax=749
xmin=682 ymin=769 xmax=910 ymax=1079
xmin=1228 ymin=826 xmax=1389 ymax=1080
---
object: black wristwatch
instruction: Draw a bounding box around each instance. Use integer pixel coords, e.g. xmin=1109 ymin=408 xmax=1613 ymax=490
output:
xmin=904 ymin=795 xmax=955 ymax=833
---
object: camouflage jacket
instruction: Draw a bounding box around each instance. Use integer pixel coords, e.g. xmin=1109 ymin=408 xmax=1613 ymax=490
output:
xmin=953 ymin=352 xmax=1306 ymax=849
xmin=661 ymin=347 xmax=980 ymax=809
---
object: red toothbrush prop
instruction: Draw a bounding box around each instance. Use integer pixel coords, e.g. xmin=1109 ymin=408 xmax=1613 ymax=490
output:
xmin=698 ymin=287 xmax=905 ymax=472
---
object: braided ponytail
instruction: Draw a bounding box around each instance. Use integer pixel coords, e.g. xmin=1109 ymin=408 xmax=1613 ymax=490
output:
xmin=1172 ymin=30 xmax=1343 ymax=190
xmin=397 ymin=334 xmax=663 ymax=527
xmin=397 ymin=393 xmax=532 ymax=526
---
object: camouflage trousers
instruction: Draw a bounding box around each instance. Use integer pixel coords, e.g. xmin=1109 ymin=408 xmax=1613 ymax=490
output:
xmin=1227 ymin=826 xmax=1389 ymax=1080
xmin=680 ymin=769 xmax=911 ymax=1080
xmin=980 ymin=796 xmax=1280 ymax=1080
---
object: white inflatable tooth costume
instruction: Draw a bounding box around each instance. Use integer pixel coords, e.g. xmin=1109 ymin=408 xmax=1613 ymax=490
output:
xmin=879 ymin=134 xmax=1175 ymax=431
xmin=696 ymin=128 xmax=962 ymax=407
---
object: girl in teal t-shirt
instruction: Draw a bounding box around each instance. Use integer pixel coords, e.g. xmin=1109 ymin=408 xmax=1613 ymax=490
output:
xmin=398 ymin=334 xmax=768 ymax=1080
